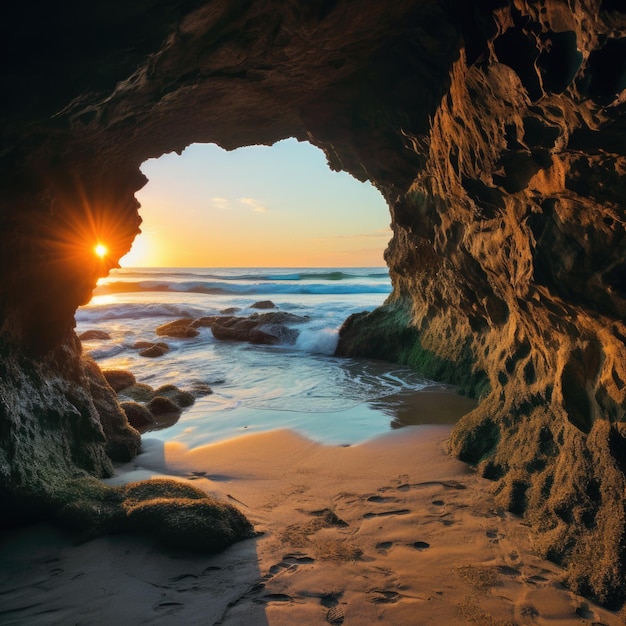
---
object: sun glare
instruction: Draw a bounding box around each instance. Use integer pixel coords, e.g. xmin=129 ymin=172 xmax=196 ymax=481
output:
xmin=94 ymin=243 xmax=108 ymax=258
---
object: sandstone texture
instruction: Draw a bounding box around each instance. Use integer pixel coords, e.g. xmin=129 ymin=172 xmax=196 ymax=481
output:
xmin=0 ymin=0 xmax=625 ymax=604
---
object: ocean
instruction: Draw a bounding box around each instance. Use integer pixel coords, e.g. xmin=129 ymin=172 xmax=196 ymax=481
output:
xmin=77 ymin=267 xmax=474 ymax=447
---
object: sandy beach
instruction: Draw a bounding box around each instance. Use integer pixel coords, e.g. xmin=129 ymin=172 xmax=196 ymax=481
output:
xmin=1 ymin=426 xmax=622 ymax=625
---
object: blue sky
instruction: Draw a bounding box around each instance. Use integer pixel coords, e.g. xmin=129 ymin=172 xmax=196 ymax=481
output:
xmin=123 ymin=139 xmax=391 ymax=267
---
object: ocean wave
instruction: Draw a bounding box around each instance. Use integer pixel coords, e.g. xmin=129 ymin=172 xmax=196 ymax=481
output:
xmin=75 ymin=302 xmax=206 ymax=322
xmin=95 ymin=280 xmax=392 ymax=296
xmin=102 ymin=268 xmax=390 ymax=282
xmin=295 ymin=327 xmax=339 ymax=355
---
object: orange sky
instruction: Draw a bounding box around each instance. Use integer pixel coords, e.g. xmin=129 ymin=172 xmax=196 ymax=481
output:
xmin=121 ymin=139 xmax=391 ymax=267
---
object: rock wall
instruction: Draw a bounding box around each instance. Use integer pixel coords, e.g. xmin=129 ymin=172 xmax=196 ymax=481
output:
xmin=0 ymin=0 xmax=625 ymax=605
xmin=338 ymin=0 xmax=626 ymax=606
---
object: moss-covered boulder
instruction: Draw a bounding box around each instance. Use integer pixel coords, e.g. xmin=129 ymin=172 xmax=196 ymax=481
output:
xmin=154 ymin=384 xmax=195 ymax=408
xmin=102 ymin=369 xmax=137 ymax=392
xmin=336 ymin=300 xmax=489 ymax=399
xmin=54 ymin=477 xmax=255 ymax=550
xmin=120 ymin=401 xmax=154 ymax=430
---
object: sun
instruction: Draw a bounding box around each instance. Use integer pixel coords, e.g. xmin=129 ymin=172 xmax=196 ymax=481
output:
xmin=94 ymin=243 xmax=108 ymax=258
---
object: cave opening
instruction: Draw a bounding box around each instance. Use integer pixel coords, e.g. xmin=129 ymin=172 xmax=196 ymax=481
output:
xmin=122 ymin=138 xmax=390 ymax=268
xmin=78 ymin=136 xmax=463 ymax=449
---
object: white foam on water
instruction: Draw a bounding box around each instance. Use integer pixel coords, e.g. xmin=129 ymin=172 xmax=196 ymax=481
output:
xmin=295 ymin=327 xmax=339 ymax=355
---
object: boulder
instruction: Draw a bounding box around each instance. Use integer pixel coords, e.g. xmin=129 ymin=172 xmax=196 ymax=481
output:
xmin=189 ymin=381 xmax=213 ymax=397
xmin=146 ymin=396 xmax=182 ymax=417
xmin=250 ymin=300 xmax=276 ymax=309
xmin=121 ymin=401 xmax=154 ymax=431
xmin=154 ymin=384 xmax=195 ymax=408
xmin=139 ymin=343 xmax=170 ymax=358
xmin=208 ymin=312 xmax=305 ymax=345
xmin=250 ymin=312 xmax=309 ymax=325
xmin=102 ymin=369 xmax=137 ymax=392
xmin=132 ymin=340 xmax=156 ymax=349
xmin=118 ymin=383 xmax=155 ymax=403
xmin=156 ymin=319 xmax=199 ymax=338
xmin=210 ymin=318 xmax=258 ymax=341
xmin=191 ymin=315 xmax=222 ymax=328
xmin=255 ymin=324 xmax=299 ymax=345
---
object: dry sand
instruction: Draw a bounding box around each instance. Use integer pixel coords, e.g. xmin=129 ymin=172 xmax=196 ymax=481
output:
xmin=1 ymin=425 xmax=623 ymax=625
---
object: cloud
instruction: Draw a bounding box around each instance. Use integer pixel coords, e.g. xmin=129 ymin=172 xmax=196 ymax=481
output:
xmin=239 ymin=197 xmax=268 ymax=213
xmin=212 ymin=197 xmax=230 ymax=210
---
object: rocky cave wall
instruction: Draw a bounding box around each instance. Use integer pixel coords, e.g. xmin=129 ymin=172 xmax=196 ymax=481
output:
xmin=1 ymin=0 xmax=625 ymax=607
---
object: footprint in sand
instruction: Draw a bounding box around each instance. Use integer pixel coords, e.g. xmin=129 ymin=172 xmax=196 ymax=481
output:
xmin=486 ymin=529 xmax=503 ymax=543
xmin=497 ymin=565 xmax=521 ymax=577
xmin=574 ymin=603 xmax=597 ymax=620
xmin=370 ymin=590 xmax=400 ymax=604
xmin=321 ymin=593 xmax=341 ymax=608
xmin=525 ymin=574 xmax=549 ymax=586
xmin=397 ymin=480 xmax=467 ymax=492
xmin=397 ymin=474 xmax=410 ymax=486
xmin=375 ymin=541 xmax=394 ymax=553
xmin=169 ymin=573 xmax=197 ymax=583
xmin=309 ymin=508 xmax=349 ymax=527
xmin=363 ymin=509 xmax=411 ymax=519
xmin=153 ymin=600 xmax=185 ymax=613
xmin=266 ymin=553 xmax=316 ymax=578
xmin=326 ymin=606 xmax=345 ymax=624
xmin=254 ymin=593 xmax=294 ymax=604
xmin=321 ymin=593 xmax=345 ymax=625
xmin=166 ymin=566 xmax=223 ymax=593
xmin=367 ymin=494 xmax=398 ymax=504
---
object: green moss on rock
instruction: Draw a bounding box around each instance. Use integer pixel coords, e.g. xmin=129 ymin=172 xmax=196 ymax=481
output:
xmin=336 ymin=301 xmax=489 ymax=398
xmin=53 ymin=477 xmax=255 ymax=550
xmin=154 ymin=384 xmax=195 ymax=408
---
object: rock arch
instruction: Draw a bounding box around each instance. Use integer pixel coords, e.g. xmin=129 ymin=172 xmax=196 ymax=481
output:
xmin=1 ymin=0 xmax=625 ymax=607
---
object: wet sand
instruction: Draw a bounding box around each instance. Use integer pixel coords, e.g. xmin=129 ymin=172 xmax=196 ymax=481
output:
xmin=0 ymin=426 xmax=622 ymax=625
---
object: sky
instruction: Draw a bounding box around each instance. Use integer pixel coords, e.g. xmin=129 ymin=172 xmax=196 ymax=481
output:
xmin=121 ymin=139 xmax=391 ymax=267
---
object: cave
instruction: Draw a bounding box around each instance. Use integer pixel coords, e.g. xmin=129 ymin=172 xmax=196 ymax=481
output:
xmin=1 ymin=0 xmax=625 ymax=611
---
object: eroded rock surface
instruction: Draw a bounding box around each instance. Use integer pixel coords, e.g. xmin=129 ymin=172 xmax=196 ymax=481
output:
xmin=1 ymin=0 xmax=625 ymax=604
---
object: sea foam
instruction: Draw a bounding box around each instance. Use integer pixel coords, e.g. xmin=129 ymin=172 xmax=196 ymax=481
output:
xmin=295 ymin=327 xmax=339 ymax=355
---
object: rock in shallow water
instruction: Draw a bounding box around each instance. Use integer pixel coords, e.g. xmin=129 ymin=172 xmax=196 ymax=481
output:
xmin=156 ymin=319 xmax=199 ymax=338
xmin=120 ymin=401 xmax=154 ymax=430
xmin=102 ymin=369 xmax=137 ymax=393
xmin=119 ymin=383 xmax=155 ymax=403
xmin=251 ymin=300 xmax=276 ymax=309
xmin=118 ymin=381 xmax=197 ymax=433
xmin=154 ymin=384 xmax=195 ymax=408
xmin=146 ymin=395 xmax=182 ymax=417
xmin=207 ymin=311 xmax=308 ymax=345
xmin=138 ymin=342 xmax=169 ymax=358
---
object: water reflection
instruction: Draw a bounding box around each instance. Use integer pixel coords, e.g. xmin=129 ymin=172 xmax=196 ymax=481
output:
xmin=368 ymin=387 xmax=478 ymax=429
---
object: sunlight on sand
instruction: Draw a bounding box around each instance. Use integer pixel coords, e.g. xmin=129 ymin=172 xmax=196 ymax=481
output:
xmin=1 ymin=428 xmax=622 ymax=624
